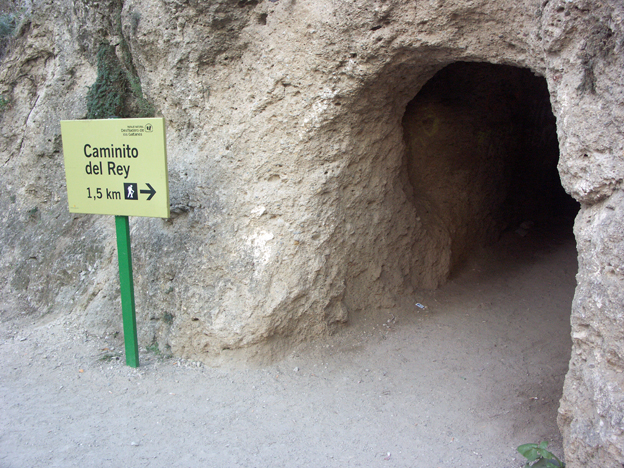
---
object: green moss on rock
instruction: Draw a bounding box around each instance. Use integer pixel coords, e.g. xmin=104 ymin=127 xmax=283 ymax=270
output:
xmin=86 ymin=42 xmax=127 ymax=119
xmin=86 ymin=40 xmax=154 ymax=119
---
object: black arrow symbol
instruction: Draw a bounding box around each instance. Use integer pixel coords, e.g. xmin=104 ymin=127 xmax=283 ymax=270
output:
xmin=140 ymin=183 xmax=156 ymax=201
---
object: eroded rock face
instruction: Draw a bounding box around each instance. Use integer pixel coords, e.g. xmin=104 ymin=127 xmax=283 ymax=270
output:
xmin=1 ymin=0 xmax=623 ymax=465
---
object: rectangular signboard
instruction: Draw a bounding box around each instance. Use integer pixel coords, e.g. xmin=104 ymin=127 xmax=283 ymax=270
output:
xmin=61 ymin=117 xmax=170 ymax=218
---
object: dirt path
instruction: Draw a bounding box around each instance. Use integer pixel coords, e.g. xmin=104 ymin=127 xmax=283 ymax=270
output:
xmin=0 ymin=224 xmax=576 ymax=468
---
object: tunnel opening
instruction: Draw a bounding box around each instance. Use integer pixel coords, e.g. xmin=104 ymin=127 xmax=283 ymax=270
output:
xmin=391 ymin=61 xmax=579 ymax=454
xmin=402 ymin=62 xmax=579 ymax=283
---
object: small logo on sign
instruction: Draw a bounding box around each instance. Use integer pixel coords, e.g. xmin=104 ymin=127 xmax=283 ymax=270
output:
xmin=145 ymin=123 xmax=153 ymax=132
xmin=124 ymin=183 xmax=138 ymax=200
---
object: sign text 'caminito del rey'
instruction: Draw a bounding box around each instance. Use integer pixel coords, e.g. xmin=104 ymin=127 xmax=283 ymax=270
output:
xmin=61 ymin=117 xmax=170 ymax=218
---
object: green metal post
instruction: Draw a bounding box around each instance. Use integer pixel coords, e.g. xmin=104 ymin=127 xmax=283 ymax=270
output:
xmin=115 ymin=215 xmax=139 ymax=367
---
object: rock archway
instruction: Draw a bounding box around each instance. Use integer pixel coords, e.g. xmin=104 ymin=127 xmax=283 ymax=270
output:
xmin=335 ymin=60 xmax=578 ymax=312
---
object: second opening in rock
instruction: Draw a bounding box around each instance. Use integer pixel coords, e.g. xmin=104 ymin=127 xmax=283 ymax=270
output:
xmin=402 ymin=62 xmax=579 ymax=284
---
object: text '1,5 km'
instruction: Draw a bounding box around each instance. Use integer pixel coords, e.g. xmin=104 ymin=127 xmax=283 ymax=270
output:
xmin=61 ymin=117 xmax=170 ymax=218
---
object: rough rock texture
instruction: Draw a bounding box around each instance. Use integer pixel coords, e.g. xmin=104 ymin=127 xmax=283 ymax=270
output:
xmin=1 ymin=0 xmax=623 ymax=465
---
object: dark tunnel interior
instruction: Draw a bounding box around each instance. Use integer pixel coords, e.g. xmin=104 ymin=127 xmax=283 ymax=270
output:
xmin=402 ymin=61 xmax=579 ymax=278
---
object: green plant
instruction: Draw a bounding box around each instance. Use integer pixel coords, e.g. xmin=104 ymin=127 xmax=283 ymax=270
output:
xmin=146 ymin=342 xmax=161 ymax=355
xmin=86 ymin=42 xmax=127 ymax=119
xmin=0 ymin=94 xmax=9 ymax=112
xmin=0 ymin=13 xmax=16 ymax=38
xmin=517 ymin=441 xmax=565 ymax=468
xmin=85 ymin=0 xmax=155 ymax=119
xmin=129 ymin=11 xmax=140 ymax=35
xmin=85 ymin=37 xmax=155 ymax=118
xmin=127 ymin=73 xmax=154 ymax=117
xmin=1 ymin=8 xmax=30 ymax=60
xmin=146 ymin=341 xmax=173 ymax=360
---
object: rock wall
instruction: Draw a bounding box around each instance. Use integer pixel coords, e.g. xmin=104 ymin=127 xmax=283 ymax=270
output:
xmin=1 ymin=0 xmax=623 ymax=465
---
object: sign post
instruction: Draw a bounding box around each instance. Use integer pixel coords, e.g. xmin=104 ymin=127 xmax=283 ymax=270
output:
xmin=115 ymin=215 xmax=139 ymax=367
xmin=61 ymin=117 xmax=169 ymax=367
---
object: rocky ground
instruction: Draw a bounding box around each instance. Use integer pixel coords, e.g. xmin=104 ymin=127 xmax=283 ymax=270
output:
xmin=0 ymin=221 xmax=576 ymax=468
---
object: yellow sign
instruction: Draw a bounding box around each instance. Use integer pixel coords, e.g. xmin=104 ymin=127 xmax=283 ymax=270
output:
xmin=61 ymin=118 xmax=170 ymax=218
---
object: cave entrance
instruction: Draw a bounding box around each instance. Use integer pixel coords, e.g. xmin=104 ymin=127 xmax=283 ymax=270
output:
xmin=403 ymin=62 xmax=578 ymax=282
xmin=397 ymin=62 xmax=579 ymax=449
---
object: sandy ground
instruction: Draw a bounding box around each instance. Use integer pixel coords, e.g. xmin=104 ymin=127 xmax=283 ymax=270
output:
xmin=0 ymin=221 xmax=576 ymax=468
